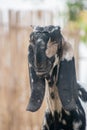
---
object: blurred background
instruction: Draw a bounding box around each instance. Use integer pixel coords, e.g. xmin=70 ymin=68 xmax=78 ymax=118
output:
xmin=0 ymin=0 xmax=87 ymax=130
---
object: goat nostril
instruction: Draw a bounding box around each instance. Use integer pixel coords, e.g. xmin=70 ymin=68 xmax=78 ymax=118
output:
xmin=38 ymin=64 xmax=43 ymax=69
xmin=40 ymin=64 xmax=44 ymax=68
xmin=35 ymin=62 xmax=45 ymax=70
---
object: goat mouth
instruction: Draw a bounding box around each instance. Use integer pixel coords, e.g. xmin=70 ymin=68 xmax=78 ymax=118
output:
xmin=35 ymin=65 xmax=52 ymax=76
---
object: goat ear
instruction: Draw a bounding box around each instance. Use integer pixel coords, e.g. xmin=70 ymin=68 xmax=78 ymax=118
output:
xmin=26 ymin=66 xmax=45 ymax=112
xmin=26 ymin=45 xmax=45 ymax=112
xmin=57 ymin=43 xmax=78 ymax=111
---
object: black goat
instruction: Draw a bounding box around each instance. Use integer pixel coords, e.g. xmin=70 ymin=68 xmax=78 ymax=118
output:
xmin=27 ymin=25 xmax=87 ymax=130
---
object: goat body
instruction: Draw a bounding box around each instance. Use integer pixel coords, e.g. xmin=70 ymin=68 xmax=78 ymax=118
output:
xmin=27 ymin=25 xmax=87 ymax=130
xmin=42 ymin=68 xmax=86 ymax=130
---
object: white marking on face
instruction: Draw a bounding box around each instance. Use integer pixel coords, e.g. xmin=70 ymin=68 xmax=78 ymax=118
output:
xmin=37 ymin=38 xmax=45 ymax=44
xmin=37 ymin=39 xmax=42 ymax=42
xmin=73 ymin=120 xmax=82 ymax=130
xmin=37 ymin=39 xmax=46 ymax=50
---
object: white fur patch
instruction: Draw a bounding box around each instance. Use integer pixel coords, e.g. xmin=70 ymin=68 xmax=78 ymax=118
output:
xmin=37 ymin=39 xmax=45 ymax=45
xmin=37 ymin=38 xmax=42 ymax=42
xmin=61 ymin=42 xmax=74 ymax=61
xmin=62 ymin=119 xmax=67 ymax=125
xmin=65 ymin=110 xmax=70 ymax=116
xmin=49 ymin=26 xmax=59 ymax=33
xmin=79 ymin=90 xmax=82 ymax=96
xmin=73 ymin=120 xmax=82 ymax=130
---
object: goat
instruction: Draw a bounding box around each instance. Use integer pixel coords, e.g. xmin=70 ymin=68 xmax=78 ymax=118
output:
xmin=27 ymin=25 xmax=87 ymax=130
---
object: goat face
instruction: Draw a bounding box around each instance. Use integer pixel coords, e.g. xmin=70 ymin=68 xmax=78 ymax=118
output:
xmin=29 ymin=26 xmax=62 ymax=77
xmin=27 ymin=26 xmax=63 ymax=112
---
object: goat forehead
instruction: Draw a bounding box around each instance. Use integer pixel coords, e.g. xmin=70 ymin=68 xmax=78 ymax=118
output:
xmin=37 ymin=38 xmax=43 ymax=42
xmin=31 ymin=31 xmax=49 ymax=43
xmin=36 ymin=38 xmax=46 ymax=46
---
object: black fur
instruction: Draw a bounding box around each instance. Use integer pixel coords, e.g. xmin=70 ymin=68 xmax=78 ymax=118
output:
xmin=43 ymin=108 xmax=86 ymax=130
xmin=57 ymin=57 xmax=78 ymax=110
xmin=77 ymin=83 xmax=87 ymax=102
xmin=42 ymin=65 xmax=86 ymax=130
xmin=26 ymin=66 xmax=45 ymax=112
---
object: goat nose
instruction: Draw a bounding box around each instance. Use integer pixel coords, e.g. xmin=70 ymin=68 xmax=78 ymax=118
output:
xmin=37 ymin=62 xmax=44 ymax=68
xmin=35 ymin=57 xmax=44 ymax=68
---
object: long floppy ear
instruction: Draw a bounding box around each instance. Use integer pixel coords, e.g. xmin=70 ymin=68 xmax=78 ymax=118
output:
xmin=26 ymin=45 xmax=45 ymax=112
xmin=57 ymin=42 xmax=78 ymax=111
